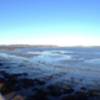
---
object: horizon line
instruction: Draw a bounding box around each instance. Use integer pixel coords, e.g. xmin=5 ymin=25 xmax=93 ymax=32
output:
xmin=0 ymin=44 xmax=100 ymax=48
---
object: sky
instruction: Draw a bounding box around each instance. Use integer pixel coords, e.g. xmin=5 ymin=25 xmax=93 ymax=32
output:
xmin=0 ymin=0 xmax=100 ymax=46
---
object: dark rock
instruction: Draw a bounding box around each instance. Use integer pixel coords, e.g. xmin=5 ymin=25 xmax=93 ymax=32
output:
xmin=18 ymin=79 xmax=34 ymax=88
xmin=62 ymin=84 xmax=74 ymax=94
xmin=89 ymin=89 xmax=100 ymax=96
xmin=13 ymin=95 xmax=25 ymax=100
xmin=47 ymin=85 xmax=62 ymax=96
xmin=29 ymin=89 xmax=48 ymax=100
xmin=32 ymin=79 xmax=46 ymax=86
xmin=0 ymin=81 xmax=5 ymax=90
xmin=62 ymin=91 xmax=88 ymax=100
xmin=0 ymin=74 xmax=17 ymax=94
xmin=5 ymin=92 xmax=16 ymax=100
xmin=47 ymin=84 xmax=74 ymax=97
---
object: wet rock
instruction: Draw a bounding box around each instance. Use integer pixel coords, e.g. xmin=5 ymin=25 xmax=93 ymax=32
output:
xmin=20 ymin=78 xmax=46 ymax=90
xmin=0 ymin=81 xmax=5 ymax=90
xmin=89 ymin=89 xmax=100 ymax=96
xmin=0 ymin=68 xmax=100 ymax=100
xmin=5 ymin=92 xmax=16 ymax=100
xmin=0 ymin=75 xmax=17 ymax=94
xmin=47 ymin=85 xmax=62 ymax=96
xmin=62 ymin=84 xmax=74 ymax=94
xmin=62 ymin=91 xmax=88 ymax=100
xmin=30 ymin=89 xmax=48 ymax=100
xmin=32 ymin=79 xmax=46 ymax=86
xmin=18 ymin=79 xmax=34 ymax=88
xmin=13 ymin=95 xmax=25 ymax=100
xmin=0 ymin=81 xmax=9 ymax=95
xmin=0 ymin=83 xmax=14 ymax=95
xmin=47 ymin=84 xmax=74 ymax=96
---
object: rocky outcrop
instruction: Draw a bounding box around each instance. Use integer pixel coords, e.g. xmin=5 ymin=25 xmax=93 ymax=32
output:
xmin=0 ymin=71 xmax=100 ymax=100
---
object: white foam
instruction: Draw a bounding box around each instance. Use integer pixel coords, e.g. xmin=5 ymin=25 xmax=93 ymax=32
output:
xmin=0 ymin=52 xmax=29 ymax=64
xmin=31 ymin=50 xmax=72 ymax=64
xmin=27 ymin=51 xmax=42 ymax=55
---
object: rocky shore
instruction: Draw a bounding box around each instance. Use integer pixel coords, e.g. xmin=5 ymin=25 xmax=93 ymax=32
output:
xmin=0 ymin=71 xmax=100 ymax=100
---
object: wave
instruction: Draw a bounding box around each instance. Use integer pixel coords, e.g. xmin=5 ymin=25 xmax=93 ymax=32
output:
xmin=85 ymin=58 xmax=100 ymax=64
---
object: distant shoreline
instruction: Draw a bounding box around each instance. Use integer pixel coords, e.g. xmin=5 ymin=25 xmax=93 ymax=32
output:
xmin=0 ymin=44 xmax=100 ymax=49
xmin=0 ymin=45 xmax=59 ymax=50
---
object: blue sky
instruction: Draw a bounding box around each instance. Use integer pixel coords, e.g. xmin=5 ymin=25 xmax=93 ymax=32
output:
xmin=0 ymin=0 xmax=100 ymax=46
